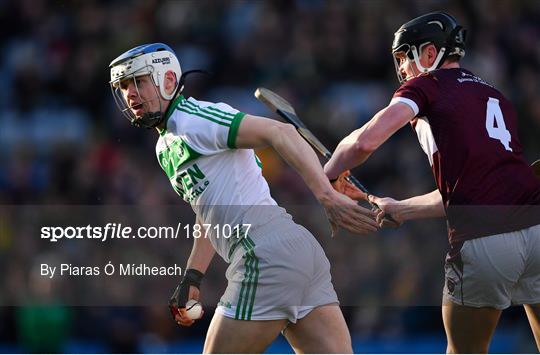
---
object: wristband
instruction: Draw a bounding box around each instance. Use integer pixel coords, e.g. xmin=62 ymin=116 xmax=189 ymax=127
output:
xmin=181 ymin=268 xmax=205 ymax=288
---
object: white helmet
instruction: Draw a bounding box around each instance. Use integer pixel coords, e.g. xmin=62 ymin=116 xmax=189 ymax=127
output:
xmin=109 ymin=43 xmax=182 ymax=128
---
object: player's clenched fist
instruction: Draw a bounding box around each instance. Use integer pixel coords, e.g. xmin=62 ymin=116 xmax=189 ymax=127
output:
xmin=169 ymin=269 xmax=205 ymax=327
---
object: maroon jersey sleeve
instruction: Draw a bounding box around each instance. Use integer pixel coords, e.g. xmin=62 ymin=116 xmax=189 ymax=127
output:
xmin=391 ymin=73 xmax=440 ymax=118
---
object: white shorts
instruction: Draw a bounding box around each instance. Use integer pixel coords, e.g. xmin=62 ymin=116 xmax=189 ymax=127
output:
xmin=215 ymin=218 xmax=338 ymax=323
xmin=444 ymin=223 xmax=540 ymax=309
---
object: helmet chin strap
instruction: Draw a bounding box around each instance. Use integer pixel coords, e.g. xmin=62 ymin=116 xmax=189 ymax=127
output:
xmin=131 ymin=85 xmax=169 ymax=129
xmin=133 ymin=111 xmax=164 ymax=129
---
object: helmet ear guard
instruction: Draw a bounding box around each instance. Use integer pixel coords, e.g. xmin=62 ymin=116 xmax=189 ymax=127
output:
xmin=148 ymin=52 xmax=182 ymax=101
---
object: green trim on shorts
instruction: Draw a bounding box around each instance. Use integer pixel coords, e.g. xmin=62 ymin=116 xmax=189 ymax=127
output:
xmin=235 ymin=236 xmax=259 ymax=320
xmin=227 ymin=225 xmax=248 ymax=261
xmin=247 ymin=242 xmax=260 ymax=319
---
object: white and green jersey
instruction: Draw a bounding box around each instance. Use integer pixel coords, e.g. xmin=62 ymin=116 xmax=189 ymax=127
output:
xmin=155 ymin=95 xmax=284 ymax=261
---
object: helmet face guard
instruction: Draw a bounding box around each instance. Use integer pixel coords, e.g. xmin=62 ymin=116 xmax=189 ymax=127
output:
xmin=110 ymin=67 xmax=165 ymax=129
xmin=391 ymin=12 xmax=466 ymax=84
xmin=109 ymin=43 xmax=182 ymax=129
xmin=392 ymin=42 xmax=448 ymax=84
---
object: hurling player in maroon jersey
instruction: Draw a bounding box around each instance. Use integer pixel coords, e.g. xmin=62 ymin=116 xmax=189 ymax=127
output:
xmin=324 ymin=12 xmax=540 ymax=353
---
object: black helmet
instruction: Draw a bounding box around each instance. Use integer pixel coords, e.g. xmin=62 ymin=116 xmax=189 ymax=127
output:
xmin=392 ymin=12 xmax=466 ymax=83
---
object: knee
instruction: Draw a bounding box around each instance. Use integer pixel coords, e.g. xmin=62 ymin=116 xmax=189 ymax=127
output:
xmin=287 ymin=331 xmax=353 ymax=353
xmin=326 ymin=334 xmax=353 ymax=354
xmin=338 ymin=341 xmax=353 ymax=354
xmin=447 ymin=341 xmax=489 ymax=354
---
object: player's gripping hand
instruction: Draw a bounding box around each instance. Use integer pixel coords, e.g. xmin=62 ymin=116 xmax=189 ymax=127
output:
xmin=320 ymin=190 xmax=378 ymax=237
xmin=169 ymin=268 xmax=204 ymax=327
xmin=368 ymin=195 xmax=403 ymax=228
xmin=330 ymin=171 xmax=369 ymax=202
xmin=330 ymin=171 xmax=400 ymax=228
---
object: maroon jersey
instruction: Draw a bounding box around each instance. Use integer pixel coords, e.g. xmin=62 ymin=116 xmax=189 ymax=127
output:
xmin=391 ymin=68 xmax=540 ymax=245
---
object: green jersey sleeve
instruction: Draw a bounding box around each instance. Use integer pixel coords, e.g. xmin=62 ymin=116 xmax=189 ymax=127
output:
xmin=176 ymin=97 xmax=245 ymax=155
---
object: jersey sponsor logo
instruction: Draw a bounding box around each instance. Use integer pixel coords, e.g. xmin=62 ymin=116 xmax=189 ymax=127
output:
xmin=170 ymin=163 xmax=210 ymax=203
xmin=158 ymin=137 xmax=208 ymax=203
xmin=457 ymin=71 xmax=493 ymax=88
xmin=158 ymin=138 xmax=201 ymax=178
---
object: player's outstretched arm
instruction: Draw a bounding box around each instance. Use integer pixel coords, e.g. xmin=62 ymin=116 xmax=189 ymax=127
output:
xmin=235 ymin=114 xmax=378 ymax=236
xmin=324 ymin=102 xmax=415 ymax=180
xmin=170 ymin=218 xmax=214 ymax=327
xmin=369 ymin=190 xmax=445 ymax=227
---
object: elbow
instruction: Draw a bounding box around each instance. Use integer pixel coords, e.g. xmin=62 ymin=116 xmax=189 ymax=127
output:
xmin=352 ymin=140 xmax=377 ymax=155
xmin=278 ymin=122 xmax=297 ymax=136
xmin=268 ymin=122 xmax=297 ymax=144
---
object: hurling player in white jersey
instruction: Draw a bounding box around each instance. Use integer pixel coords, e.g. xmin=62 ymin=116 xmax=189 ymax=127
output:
xmin=109 ymin=43 xmax=378 ymax=353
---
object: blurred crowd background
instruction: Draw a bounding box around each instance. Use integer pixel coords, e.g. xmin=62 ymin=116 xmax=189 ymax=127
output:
xmin=1 ymin=0 xmax=539 ymax=353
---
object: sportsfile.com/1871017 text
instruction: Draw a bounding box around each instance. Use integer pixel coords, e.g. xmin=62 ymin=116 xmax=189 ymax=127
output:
xmin=40 ymin=223 xmax=252 ymax=243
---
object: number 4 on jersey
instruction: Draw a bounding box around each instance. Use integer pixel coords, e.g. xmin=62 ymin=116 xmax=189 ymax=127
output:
xmin=485 ymin=97 xmax=512 ymax=152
